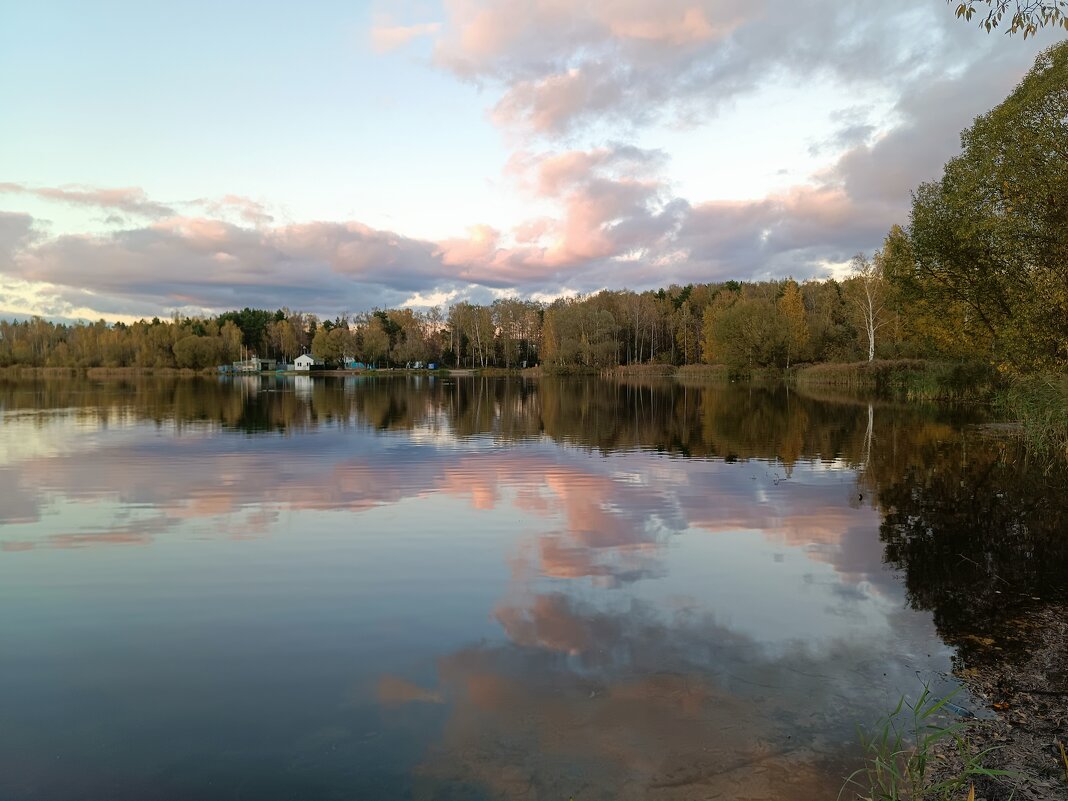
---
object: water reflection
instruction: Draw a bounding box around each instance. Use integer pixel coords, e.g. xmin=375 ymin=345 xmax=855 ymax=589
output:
xmin=0 ymin=375 xmax=1064 ymax=800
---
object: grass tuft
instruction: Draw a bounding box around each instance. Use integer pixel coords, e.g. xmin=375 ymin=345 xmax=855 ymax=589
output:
xmin=841 ymin=685 xmax=1011 ymax=801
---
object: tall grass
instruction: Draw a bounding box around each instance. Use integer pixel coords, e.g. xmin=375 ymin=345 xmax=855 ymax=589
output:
xmin=997 ymin=373 xmax=1068 ymax=459
xmin=796 ymin=360 xmax=998 ymax=401
xmin=841 ymin=686 xmax=1010 ymax=801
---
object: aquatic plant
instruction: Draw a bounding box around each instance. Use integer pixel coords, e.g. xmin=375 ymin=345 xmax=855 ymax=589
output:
xmin=841 ymin=685 xmax=1010 ymax=801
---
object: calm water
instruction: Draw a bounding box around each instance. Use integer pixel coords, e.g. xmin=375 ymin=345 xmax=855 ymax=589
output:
xmin=1 ymin=376 xmax=1065 ymax=801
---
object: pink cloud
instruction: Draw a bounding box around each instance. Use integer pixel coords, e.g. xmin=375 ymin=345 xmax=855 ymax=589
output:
xmin=437 ymin=224 xmax=500 ymax=267
xmin=436 ymin=144 xmax=679 ymax=285
xmin=491 ymin=66 xmax=625 ymax=133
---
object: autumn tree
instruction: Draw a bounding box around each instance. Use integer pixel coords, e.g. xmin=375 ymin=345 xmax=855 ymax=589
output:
xmin=311 ymin=325 xmax=352 ymax=366
xmin=778 ymin=279 xmax=809 ymax=368
xmin=173 ymin=334 xmax=223 ymax=369
xmin=387 ymin=308 xmax=429 ymax=365
xmin=449 ymin=302 xmax=493 ymax=367
xmin=492 ymin=298 xmax=524 ymax=368
xmin=700 ymin=287 xmax=741 ymax=364
xmin=267 ymin=318 xmax=299 ymax=362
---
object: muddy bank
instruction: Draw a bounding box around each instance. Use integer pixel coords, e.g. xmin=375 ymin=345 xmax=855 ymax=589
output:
xmin=932 ymin=603 xmax=1068 ymax=800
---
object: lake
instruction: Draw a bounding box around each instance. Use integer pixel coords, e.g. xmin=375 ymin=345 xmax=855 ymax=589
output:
xmin=1 ymin=375 xmax=1065 ymax=800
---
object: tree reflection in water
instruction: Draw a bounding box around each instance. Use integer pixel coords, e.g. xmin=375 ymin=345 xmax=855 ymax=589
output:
xmin=1 ymin=374 xmax=1064 ymax=800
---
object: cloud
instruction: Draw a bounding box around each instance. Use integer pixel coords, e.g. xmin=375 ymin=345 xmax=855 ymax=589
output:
xmin=0 ymin=183 xmax=176 ymax=219
xmin=4 ymin=214 xmax=453 ymax=314
xmin=0 ymin=212 xmax=39 ymax=270
xmin=823 ymin=48 xmax=1044 ymax=207
xmin=197 ymin=194 xmax=275 ymax=226
xmin=2 ymin=4 xmax=1062 ymax=321
xmin=1 ymin=17 xmax=1058 ymax=320
xmin=435 ymin=143 xmax=684 ymax=290
xmin=1 ymin=146 xmax=691 ymax=316
xmin=428 ymin=0 xmax=991 ymax=137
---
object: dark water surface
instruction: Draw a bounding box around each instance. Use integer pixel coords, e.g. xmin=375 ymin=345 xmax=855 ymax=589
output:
xmin=1 ymin=376 xmax=1065 ymax=800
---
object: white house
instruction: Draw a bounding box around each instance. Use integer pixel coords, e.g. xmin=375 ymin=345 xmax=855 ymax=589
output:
xmin=294 ymin=354 xmax=321 ymax=371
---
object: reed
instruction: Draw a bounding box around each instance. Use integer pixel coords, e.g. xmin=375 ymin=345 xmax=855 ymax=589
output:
xmin=997 ymin=373 xmax=1068 ymax=459
xmin=796 ymin=360 xmax=998 ymax=401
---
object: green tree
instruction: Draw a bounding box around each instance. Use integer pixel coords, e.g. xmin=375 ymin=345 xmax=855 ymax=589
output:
xmin=217 ymin=307 xmax=275 ymax=353
xmin=905 ymin=41 xmax=1068 ymax=369
xmin=706 ymin=296 xmax=787 ymax=369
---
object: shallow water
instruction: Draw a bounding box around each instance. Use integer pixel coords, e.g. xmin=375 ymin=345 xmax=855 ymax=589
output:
xmin=1 ymin=375 xmax=1064 ymax=800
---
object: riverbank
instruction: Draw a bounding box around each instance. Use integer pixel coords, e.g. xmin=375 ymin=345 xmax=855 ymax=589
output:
xmin=0 ymin=365 xmax=216 ymax=378
xmin=928 ymin=603 xmax=1068 ymax=801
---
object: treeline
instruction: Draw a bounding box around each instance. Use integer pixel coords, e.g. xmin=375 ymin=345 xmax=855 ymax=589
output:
xmin=0 ymin=275 xmax=963 ymax=371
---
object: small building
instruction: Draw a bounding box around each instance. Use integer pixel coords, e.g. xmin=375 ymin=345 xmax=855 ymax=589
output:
xmin=233 ymin=357 xmax=275 ymax=373
xmin=294 ymin=354 xmax=325 ymax=371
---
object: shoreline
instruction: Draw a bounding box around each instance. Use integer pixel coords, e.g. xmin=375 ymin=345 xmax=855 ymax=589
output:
xmin=931 ymin=602 xmax=1068 ymax=800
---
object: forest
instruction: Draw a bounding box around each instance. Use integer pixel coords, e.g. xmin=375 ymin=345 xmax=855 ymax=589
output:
xmin=1 ymin=42 xmax=1064 ymax=377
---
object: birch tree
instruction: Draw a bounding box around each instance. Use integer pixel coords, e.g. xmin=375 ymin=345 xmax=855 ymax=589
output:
xmin=849 ymin=253 xmax=889 ymax=363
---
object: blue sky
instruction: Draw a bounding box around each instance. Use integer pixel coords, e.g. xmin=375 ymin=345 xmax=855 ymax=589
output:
xmin=0 ymin=1 xmax=1062 ymax=320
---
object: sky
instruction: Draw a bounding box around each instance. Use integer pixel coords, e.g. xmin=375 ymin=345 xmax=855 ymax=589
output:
xmin=0 ymin=1 xmax=1063 ymax=322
